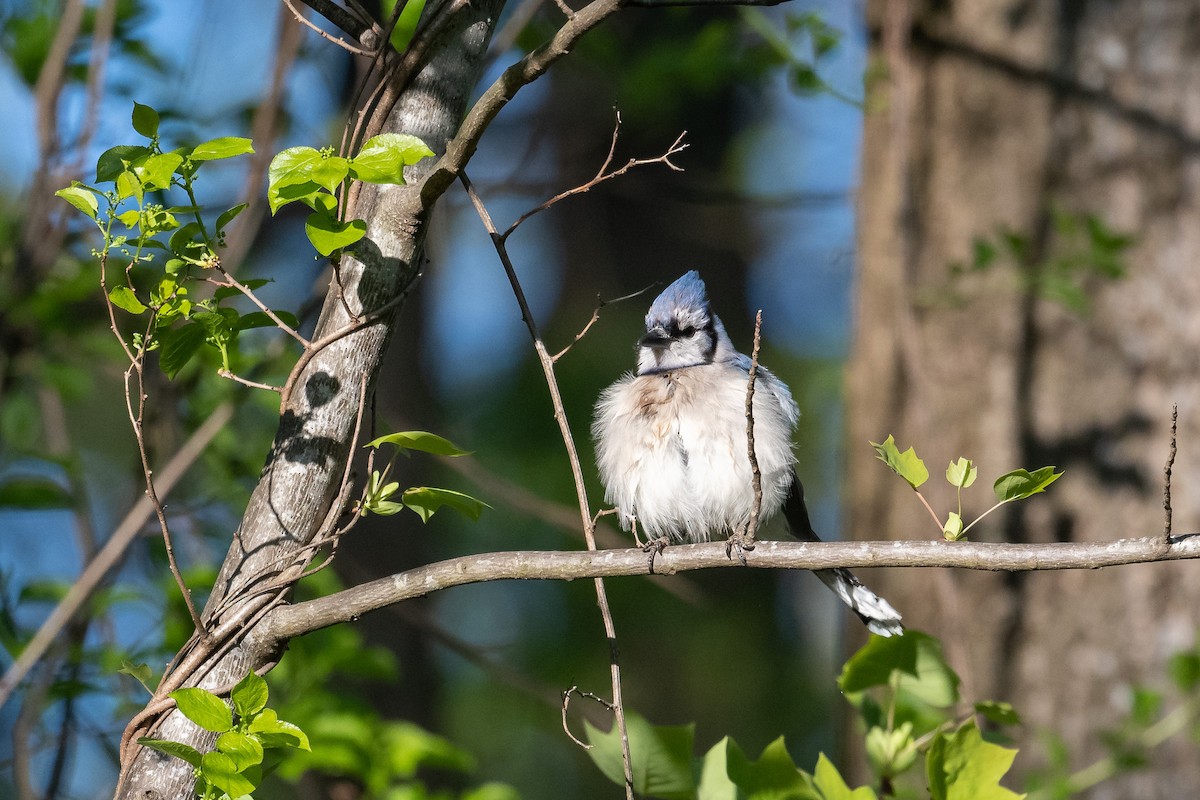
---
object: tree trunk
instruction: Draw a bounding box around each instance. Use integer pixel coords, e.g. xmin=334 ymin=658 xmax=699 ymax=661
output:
xmin=115 ymin=3 xmax=504 ymax=796
xmin=848 ymin=1 xmax=1200 ymax=796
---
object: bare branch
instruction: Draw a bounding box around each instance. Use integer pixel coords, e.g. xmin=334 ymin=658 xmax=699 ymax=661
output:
xmin=262 ymin=534 xmax=1200 ymax=641
xmin=1165 ymin=403 xmax=1177 ymax=541
xmin=460 ymin=171 xmax=635 ymax=800
xmin=217 ymin=369 xmax=283 ymax=393
xmin=742 ymin=310 xmax=764 ymax=547
xmin=502 ymin=115 xmax=687 ymax=240
xmin=290 ymin=0 xmax=372 ymax=42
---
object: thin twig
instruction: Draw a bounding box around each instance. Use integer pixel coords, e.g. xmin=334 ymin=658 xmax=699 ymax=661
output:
xmin=501 ymin=114 xmax=687 ymax=240
xmin=217 ymin=370 xmax=283 ymax=393
xmin=561 ymin=685 xmax=613 ymax=748
xmin=742 ymin=310 xmax=764 ymax=546
xmin=0 ymin=404 xmax=233 ymax=708
xmin=209 ymin=268 xmax=310 ymax=347
xmin=460 ymin=171 xmax=636 ymax=800
xmin=551 ymin=284 xmax=657 ymax=362
xmin=283 ymin=0 xmax=376 ymax=56
xmin=1164 ymin=403 xmax=1177 ymax=542
xmin=122 ymin=360 xmax=204 ymax=635
xmin=291 ymin=0 xmax=372 ymax=41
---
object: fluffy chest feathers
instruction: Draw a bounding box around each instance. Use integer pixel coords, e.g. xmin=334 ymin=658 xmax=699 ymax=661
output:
xmin=591 ymin=363 xmax=797 ymax=542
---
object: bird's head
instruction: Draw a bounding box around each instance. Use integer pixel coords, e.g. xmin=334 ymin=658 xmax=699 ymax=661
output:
xmin=636 ymin=271 xmax=732 ymax=374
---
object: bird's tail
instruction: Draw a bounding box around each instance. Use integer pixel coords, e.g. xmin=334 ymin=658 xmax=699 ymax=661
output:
xmin=783 ymin=476 xmax=904 ymax=637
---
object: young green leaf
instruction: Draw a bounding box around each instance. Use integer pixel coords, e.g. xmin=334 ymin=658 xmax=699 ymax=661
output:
xmin=231 ymin=671 xmax=269 ymax=720
xmin=190 ymin=137 xmax=254 ymax=161
xmin=946 ymin=457 xmax=977 ymax=489
xmin=96 ymin=144 xmax=150 ymax=182
xmin=402 ymin=487 xmax=489 ymax=522
xmin=199 ymin=751 xmax=256 ymax=796
xmin=119 ymin=661 xmax=155 ymax=694
xmin=169 ymin=687 xmax=233 ymax=733
xmin=926 ymin=720 xmax=1024 ymax=800
xmin=814 ymin=751 xmax=879 ymax=799
xmin=269 ymin=146 xmax=324 ymax=194
xmin=865 ymin=723 xmax=917 ymax=777
xmin=839 ymin=631 xmax=920 ymax=693
xmin=974 ymin=701 xmax=1022 ymax=728
xmin=870 ymin=435 xmax=929 ymax=489
xmin=247 ymin=707 xmax=311 ymax=751
xmin=349 ymin=132 xmax=435 ymax=184
xmin=721 ymin=736 xmax=820 ymax=799
xmin=54 ymin=185 xmax=99 ymax=220
xmin=216 ymin=730 xmax=264 ymax=771
xmin=942 ymin=511 xmax=965 ymax=542
xmin=992 ymin=466 xmax=1063 ymax=502
xmin=131 ymin=102 xmax=160 ymax=138
xmin=136 ymin=738 xmax=202 ymax=768
xmin=364 ymin=430 xmax=472 ymax=456
xmin=157 ymin=322 xmax=207 ymax=378
xmin=135 ymin=152 xmax=184 ymax=191
xmin=108 ymin=286 xmax=148 ymax=314
xmin=584 ymin=712 xmax=695 ymax=800
xmin=215 ymin=202 xmax=249 ymax=232
xmin=310 ymin=155 xmax=351 ymax=192
xmin=304 ymin=211 xmax=366 ymax=256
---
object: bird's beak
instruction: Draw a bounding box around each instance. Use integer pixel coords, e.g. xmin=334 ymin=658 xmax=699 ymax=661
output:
xmin=637 ymin=325 xmax=671 ymax=349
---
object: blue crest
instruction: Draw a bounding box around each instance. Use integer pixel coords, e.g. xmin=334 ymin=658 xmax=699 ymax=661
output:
xmin=646 ymin=270 xmax=709 ymax=327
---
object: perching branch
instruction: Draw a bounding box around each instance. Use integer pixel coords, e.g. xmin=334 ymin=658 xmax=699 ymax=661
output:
xmin=260 ymin=533 xmax=1200 ymax=642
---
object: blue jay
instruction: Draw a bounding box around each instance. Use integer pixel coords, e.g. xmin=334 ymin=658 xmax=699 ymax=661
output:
xmin=592 ymin=271 xmax=903 ymax=637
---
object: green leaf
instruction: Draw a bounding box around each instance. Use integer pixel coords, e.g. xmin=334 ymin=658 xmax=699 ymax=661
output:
xmin=310 ymin=155 xmax=351 ymax=192
xmin=992 ymin=467 xmax=1063 ymax=502
xmin=946 ymin=458 xmax=977 ymax=489
xmin=131 ymin=102 xmax=160 ymax=138
xmin=216 ymin=730 xmax=264 ymax=771
xmin=461 ymin=784 xmax=523 ymax=800
xmin=402 ymin=487 xmax=489 ymax=523
xmin=231 ymin=671 xmax=269 ymax=720
xmin=96 ymin=144 xmax=150 ymax=182
xmin=158 ymin=322 xmax=207 ymax=378
xmin=364 ymin=430 xmax=472 ymax=456
xmin=942 ymin=512 xmax=964 ymax=542
xmin=169 ymin=687 xmax=233 ymax=733
xmin=304 ymin=211 xmax=366 ymax=256
xmin=696 ymin=737 xmax=739 ymax=800
xmin=349 ymin=133 xmax=434 ymax=184
xmin=136 ymin=152 xmax=184 ymax=191
xmin=584 ymin=711 xmax=695 ymax=800
xmin=926 ymin=720 xmax=1025 ymax=800
xmin=268 ymin=180 xmax=324 ymax=215
xmin=119 ymin=661 xmax=155 ymax=694
xmin=269 ymin=146 xmax=323 ymax=193
xmin=190 ymin=137 xmax=254 ymax=161
xmin=108 ymin=286 xmax=147 ymax=314
xmin=115 ymin=169 xmax=143 ymax=203
xmin=1168 ymin=652 xmax=1200 ymax=692
xmin=216 ymin=203 xmax=248 ymax=232
xmin=974 ymin=701 xmax=1022 ymax=728
xmin=137 ymin=737 xmax=201 ymax=768
xmin=814 ymin=752 xmax=878 ymax=799
xmin=247 ymin=707 xmax=311 ymax=751
xmin=839 ymin=632 xmax=921 ymax=693
xmin=723 ymin=736 xmax=821 ymax=799
xmin=234 ymin=310 xmax=300 ymax=331
xmin=865 ymin=723 xmax=917 ymax=777
xmin=54 ymin=185 xmax=99 ymax=220
xmin=869 ymin=435 xmax=929 ymax=489
xmin=200 ymin=751 xmax=256 ymax=796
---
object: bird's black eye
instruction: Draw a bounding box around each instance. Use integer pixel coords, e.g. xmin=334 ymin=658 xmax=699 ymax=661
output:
xmin=678 ymin=325 xmax=696 ymax=337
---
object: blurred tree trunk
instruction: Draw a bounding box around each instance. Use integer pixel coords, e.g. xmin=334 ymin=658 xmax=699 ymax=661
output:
xmin=848 ymin=1 xmax=1200 ymax=796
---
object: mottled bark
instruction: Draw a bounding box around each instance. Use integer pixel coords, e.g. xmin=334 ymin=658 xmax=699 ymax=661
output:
xmin=849 ymin=1 xmax=1200 ymax=796
xmin=114 ymin=3 xmax=504 ymax=796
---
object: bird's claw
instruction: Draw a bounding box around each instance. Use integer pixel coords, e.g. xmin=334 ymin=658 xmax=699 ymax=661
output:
xmin=725 ymin=532 xmax=756 ymax=565
xmin=642 ymin=536 xmax=669 ymax=573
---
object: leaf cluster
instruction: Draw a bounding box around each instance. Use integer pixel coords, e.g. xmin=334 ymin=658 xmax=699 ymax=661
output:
xmin=869 ymin=436 xmax=1062 ymax=541
xmin=357 ymin=431 xmax=490 ymax=523
xmin=584 ymin=630 xmax=1025 ymax=799
xmin=138 ymin=671 xmax=310 ymax=800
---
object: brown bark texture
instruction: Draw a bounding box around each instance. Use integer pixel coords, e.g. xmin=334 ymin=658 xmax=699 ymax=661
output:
xmin=849 ymin=1 xmax=1200 ymax=796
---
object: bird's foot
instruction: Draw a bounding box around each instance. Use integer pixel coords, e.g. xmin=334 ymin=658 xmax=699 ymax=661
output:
xmin=725 ymin=531 xmax=757 ymax=566
xmin=642 ymin=536 xmax=669 ymax=573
